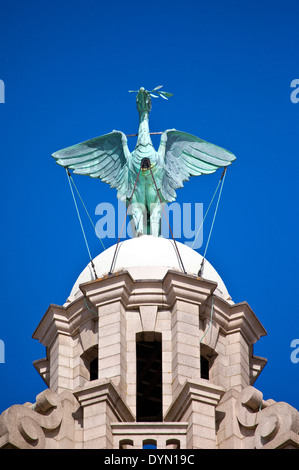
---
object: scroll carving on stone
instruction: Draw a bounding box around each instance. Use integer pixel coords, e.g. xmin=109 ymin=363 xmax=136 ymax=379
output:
xmin=236 ymin=386 xmax=299 ymax=449
xmin=0 ymin=388 xmax=79 ymax=449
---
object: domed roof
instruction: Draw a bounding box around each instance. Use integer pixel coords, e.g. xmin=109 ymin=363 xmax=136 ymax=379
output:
xmin=66 ymin=235 xmax=231 ymax=303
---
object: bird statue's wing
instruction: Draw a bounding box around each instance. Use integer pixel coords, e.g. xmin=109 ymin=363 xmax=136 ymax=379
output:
xmin=52 ymin=131 xmax=130 ymax=199
xmin=158 ymin=130 xmax=236 ymax=202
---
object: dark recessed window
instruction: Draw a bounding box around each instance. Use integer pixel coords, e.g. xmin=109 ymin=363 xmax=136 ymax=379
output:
xmin=136 ymin=334 xmax=162 ymax=422
xmin=200 ymin=355 xmax=209 ymax=380
xmin=90 ymin=356 xmax=98 ymax=381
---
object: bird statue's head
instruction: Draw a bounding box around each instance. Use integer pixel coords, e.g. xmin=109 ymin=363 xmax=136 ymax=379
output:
xmin=129 ymin=86 xmax=173 ymax=115
xmin=136 ymin=87 xmax=152 ymax=114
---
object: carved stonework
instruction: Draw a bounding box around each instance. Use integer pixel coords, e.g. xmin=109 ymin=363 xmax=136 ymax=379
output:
xmin=0 ymin=389 xmax=80 ymax=449
xmin=236 ymin=386 xmax=299 ymax=449
xmin=3 ymin=245 xmax=298 ymax=448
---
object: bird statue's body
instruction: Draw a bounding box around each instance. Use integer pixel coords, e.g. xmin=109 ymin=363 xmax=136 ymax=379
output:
xmin=52 ymin=87 xmax=236 ymax=237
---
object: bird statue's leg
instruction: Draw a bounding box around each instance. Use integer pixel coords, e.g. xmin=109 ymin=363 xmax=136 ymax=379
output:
xmin=128 ymin=198 xmax=146 ymax=237
xmin=149 ymin=201 xmax=162 ymax=237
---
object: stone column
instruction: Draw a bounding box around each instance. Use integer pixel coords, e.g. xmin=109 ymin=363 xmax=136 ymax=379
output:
xmin=165 ymin=379 xmax=224 ymax=449
xmin=215 ymin=388 xmax=243 ymax=448
xmin=98 ymin=301 xmax=127 ymax=401
xmin=75 ymin=380 xmax=134 ymax=449
xmin=225 ymin=332 xmax=250 ymax=392
xmin=49 ymin=333 xmax=73 ymax=394
xmin=171 ymin=300 xmax=201 ymax=397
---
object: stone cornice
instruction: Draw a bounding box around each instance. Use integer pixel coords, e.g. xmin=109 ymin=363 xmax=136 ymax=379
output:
xmin=79 ymin=271 xmax=134 ymax=308
xmin=228 ymin=302 xmax=267 ymax=343
xmin=111 ymin=421 xmax=188 ymax=435
xmin=33 ymin=269 xmax=266 ymax=349
xmin=164 ymin=379 xmax=225 ymax=422
xmin=32 ymin=299 xmax=97 ymax=348
xmin=163 ymin=271 xmax=217 ymax=307
xmin=199 ymin=295 xmax=267 ymax=345
xmin=74 ymin=379 xmax=135 ymax=423
xmin=80 ymin=269 xmax=217 ymax=309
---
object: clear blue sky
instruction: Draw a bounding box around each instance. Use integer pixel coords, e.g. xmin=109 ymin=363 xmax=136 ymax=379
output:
xmin=0 ymin=0 xmax=298 ymax=414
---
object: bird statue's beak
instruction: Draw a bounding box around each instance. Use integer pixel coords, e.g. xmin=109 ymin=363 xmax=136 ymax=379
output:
xmin=136 ymin=88 xmax=152 ymax=113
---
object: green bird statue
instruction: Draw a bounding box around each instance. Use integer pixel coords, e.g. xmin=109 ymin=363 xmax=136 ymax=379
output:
xmin=52 ymin=86 xmax=236 ymax=237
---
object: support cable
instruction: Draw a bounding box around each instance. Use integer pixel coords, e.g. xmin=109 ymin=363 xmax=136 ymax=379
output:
xmin=126 ymin=132 xmax=163 ymax=137
xmin=67 ymin=171 xmax=106 ymax=251
xmin=83 ymin=296 xmax=98 ymax=316
xmin=191 ymin=178 xmax=222 ymax=250
xmin=66 ymin=169 xmax=98 ymax=279
xmin=198 ymin=167 xmax=227 ymax=277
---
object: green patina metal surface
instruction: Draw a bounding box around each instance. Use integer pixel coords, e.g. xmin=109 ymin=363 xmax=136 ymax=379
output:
xmin=52 ymin=87 xmax=236 ymax=237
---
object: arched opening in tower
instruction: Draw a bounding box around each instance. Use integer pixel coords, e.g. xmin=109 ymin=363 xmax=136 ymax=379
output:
xmin=136 ymin=332 xmax=162 ymax=422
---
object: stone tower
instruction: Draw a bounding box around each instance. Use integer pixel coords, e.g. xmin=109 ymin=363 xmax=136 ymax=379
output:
xmin=0 ymin=236 xmax=298 ymax=449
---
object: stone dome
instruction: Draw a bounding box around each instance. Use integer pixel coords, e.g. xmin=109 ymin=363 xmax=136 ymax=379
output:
xmin=66 ymin=235 xmax=231 ymax=303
